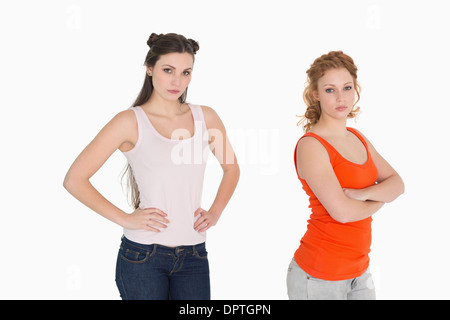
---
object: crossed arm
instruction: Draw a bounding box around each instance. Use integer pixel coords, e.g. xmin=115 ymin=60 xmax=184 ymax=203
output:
xmin=296 ymin=132 xmax=404 ymax=224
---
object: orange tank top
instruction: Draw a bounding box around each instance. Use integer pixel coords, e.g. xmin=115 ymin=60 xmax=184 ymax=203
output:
xmin=293 ymin=127 xmax=378 ymax=280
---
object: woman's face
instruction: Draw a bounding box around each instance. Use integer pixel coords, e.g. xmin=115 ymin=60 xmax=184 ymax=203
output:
xmin=313 ymin=68 xmax=355 ymax=121
xmin=148 ymin=52 xmax=194 ymax=102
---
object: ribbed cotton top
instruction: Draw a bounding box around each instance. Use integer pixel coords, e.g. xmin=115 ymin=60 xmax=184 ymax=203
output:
xmin=293 ymin=128 xmax=378 ymax=280
xmin=122 ymin=104 xmax=209 ymax=246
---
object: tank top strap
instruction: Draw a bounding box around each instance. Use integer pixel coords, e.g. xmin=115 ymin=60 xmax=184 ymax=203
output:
xmin=189 ymin=104 xmax=208 ymax=136
xmin=188 ymin=104 xmax=205 ymax=124
xmin=346 ymin=127 xmax=369 ymax=150
xmin=126 ymin=106 xmax=146 ymax=126
xmin=299 ymin=128 xmax=370 ymax=165
xmin=132 ymin=105 xmax=146 ymax=118
xmin=297 ymin=131 xmax=342 ymax=166
xmin=301 ymin=132 xmax=337 ymax=155
xmin=128 ymin=106 xmax=150 ymax=138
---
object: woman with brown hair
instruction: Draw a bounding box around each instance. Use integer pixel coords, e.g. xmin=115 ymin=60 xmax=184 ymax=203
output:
xmin=287 ymin=51 xmax=404 ymax=299
xmin=63 ymin=33 xmax=240 ymax=300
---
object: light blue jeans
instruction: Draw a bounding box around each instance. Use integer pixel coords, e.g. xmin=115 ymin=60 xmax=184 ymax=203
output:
xmin=286 ymin=258 xmax=376 ymax=300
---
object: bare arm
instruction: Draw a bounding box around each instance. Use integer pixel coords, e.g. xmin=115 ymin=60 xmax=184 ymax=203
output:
xmin=194 ymin=106 xmax=240 ymax=232
xmin=343 ymin=130 xmax=405 ymax=203
xmin=63 ymin=110 xmax=169 ymax=231
xmin=296 ymin=137 xmax=384 ymax=224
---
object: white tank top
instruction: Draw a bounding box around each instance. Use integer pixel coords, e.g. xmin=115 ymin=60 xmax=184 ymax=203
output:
xmin=122 ymin=104 xmax=209 ymax=246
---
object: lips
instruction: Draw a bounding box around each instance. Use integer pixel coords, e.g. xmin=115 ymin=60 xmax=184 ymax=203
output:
xmin=168 ymin=89 xmax=180 ymax=94
xmin=336 ymin=106 xmax=348 ymax=111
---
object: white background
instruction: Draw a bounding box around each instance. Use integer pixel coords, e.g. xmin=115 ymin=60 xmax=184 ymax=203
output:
xmin=1 ymin=0 xmax=449 ymax=299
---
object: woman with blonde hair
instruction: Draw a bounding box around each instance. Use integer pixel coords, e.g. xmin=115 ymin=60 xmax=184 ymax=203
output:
xmin=287 ymin=51 xmax=404 ymax=299
xmin=63 ymin=33 xmax=240 ymax=300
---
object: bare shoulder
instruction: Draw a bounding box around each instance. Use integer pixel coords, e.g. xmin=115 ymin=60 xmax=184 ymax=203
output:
xmin=103 ymin=109 xmax=137 ymax=137
xmin=296 ymin=136 xmax=328 ymax=158
xmin=97 ymin=108 xmax=138 ymax=152
xmin=200 ymin=105 xmax=224 ymax=129
xmin=200 ymin=105 xmax=219 ymax=120
xmin=296 ymin=136 xmax=330 ymax=179
xmin=110 ymin=109 xmax=136 ymax=127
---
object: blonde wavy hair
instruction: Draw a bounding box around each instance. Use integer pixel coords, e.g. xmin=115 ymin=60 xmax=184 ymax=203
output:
xmin=297 ymin=51 xmax=361 ymax=132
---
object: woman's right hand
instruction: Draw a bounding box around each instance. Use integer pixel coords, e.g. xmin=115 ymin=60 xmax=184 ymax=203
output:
xmin=121 ymin=208 xmax=169 ymax=232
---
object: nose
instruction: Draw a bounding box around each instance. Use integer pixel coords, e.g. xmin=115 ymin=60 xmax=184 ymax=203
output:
xmin=171 ymin=74 xmax=181 ymax=87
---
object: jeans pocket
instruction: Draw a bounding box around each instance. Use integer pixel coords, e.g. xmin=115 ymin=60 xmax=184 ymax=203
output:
xmin=193 ymin=246 xmax=208 ymax=260
xmin=119 ymin=243 xmax=151 ymax=264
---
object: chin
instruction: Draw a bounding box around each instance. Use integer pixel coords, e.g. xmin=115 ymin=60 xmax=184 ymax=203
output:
xmin=164 ymin=95 xmax=183 ymax=102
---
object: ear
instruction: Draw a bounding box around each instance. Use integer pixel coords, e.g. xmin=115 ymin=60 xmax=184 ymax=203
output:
xmin=146 ymin=66 xmax=153 ymax=76
xmin=312 ymin=90 xmax=320 ymax=101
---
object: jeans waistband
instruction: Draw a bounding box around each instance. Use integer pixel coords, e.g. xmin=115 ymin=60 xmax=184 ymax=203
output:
xmin=121 ymin=235 xmax=206 ymax=254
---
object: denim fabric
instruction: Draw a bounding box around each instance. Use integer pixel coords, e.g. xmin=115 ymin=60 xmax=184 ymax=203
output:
xmin=115 ymin=236 xmax=210 ymax=300
xmin=286 ymin=258 xmax=376 ymax=300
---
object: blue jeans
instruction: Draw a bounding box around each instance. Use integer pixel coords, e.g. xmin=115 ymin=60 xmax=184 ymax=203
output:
xmin=115 ymin=236 xmax=210 ymax=300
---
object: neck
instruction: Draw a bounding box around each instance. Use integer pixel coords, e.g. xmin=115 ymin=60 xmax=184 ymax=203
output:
xmin=142 ymin=93 xmax=184 ymax=117
xmin=312 ymin=116 xmax=348 ymax=138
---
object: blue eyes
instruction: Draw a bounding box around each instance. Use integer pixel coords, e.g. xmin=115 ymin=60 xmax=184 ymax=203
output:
xmin=325 ymin=86 xmax=352 ymax=93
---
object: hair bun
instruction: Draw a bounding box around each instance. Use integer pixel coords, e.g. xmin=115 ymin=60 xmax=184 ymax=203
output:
xmin=146 ymin=33 xmax=200 ymax=54
xmin=187 ymin=38 xmax=200 ymax=54
xmin=147 ymin=33 xmax=164 ymax=47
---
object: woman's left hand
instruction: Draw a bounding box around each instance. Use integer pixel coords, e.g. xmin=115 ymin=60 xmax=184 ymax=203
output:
xmin=194 ymin=208 xmax=220 ymax=232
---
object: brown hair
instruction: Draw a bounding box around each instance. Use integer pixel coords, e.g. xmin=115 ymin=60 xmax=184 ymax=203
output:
xmin=132 ymin=32 xmax=199 ymax=108
xmin=123 ymin=33 xmax=200 ymax=209
xmin=297 ymin=51 xmax=361 ymax=132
